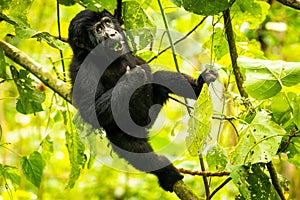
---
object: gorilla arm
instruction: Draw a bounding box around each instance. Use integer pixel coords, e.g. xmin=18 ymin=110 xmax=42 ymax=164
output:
xmin=152 ymin=69 xmax=218 ymax=101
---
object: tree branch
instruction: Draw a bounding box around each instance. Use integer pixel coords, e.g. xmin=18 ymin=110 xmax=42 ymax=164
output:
xmin=223 ymin=9 xmax=284 ymax=200
xmin=173 ymin=180 xmax=200 ymax=200
xmin=178 ymin=168 xmax=230 ymax=177
xmin=0 ymin=40 xmax=71 ymax=103
xmin=223 ymin=9 xmax=255 ymax=114
xmin=114 ymin=0 xmax=123 ymax=25
xmin=223 ymin=9 xmax=247 ymax=99
xmin=266 ymin=162 xmax=286 ymax=200
xmin=276 ymin=0 xmax=300 ymax=10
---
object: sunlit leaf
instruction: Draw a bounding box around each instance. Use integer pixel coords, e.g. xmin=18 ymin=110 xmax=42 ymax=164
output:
xmin=21 ymin=151 xmax=45 ymax=188
xmin=0 ymin=164 xmax=21 ymax=189
xmin=271 ymin=92 xmax=296 ymax=124
xmin=59 ymin=0 xmax=76 ymax=6
xmin=171 ymin=0 xmax=231 ymax=15
xmin=63 ymin=111 xmax=87 ymax=189
xmin=232 ymin=0 xmax=270 ymax=29
xmin=122 ymin=1 xmax=156 ymax=51
xmin=15 ymin=26 xmax=38 ymax=39
xmin=186 ymin=84 xmax=212 ymax=156
xmin=292 ymin=96 xmax=300 ymax=129
xmin=231 ymin=111 xmax=285 ymax=165
xmin=0 ymin=0 xmax=12 ymax=10
xmin=206 ymin=144 xmax=227 ymax=171
xmin=41 ymin=135 xmax=54 ymax=161
xmin=0 ymin=49 xmax=7 ymax=80
xmin=203 ymin=28 xmax=228 ymax=60
xmin=34 ymin=32 xmax=68 ymax=50
xmin=73 ymin=113 xmax=97 ymax=169
xmin=238 ymin=58 xmax=300 ymax=100
xmin=10 ymin=66 xmax=45 ymax=114
xmin=66 ymin=0 xmax=116 ymax=12
xmin=1 ymin=13 xmax=68 ymax=50
xmin=1 ymin=0 xmax=33 ymax=26
xmin=231 ymin=165 xmax=281 ymax=200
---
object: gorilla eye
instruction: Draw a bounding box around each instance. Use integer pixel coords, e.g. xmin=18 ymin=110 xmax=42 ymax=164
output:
xmin=102 ymin=17 xmax=113 ymax=27
xmin=102 ymin=17 xmax=112 ymax=25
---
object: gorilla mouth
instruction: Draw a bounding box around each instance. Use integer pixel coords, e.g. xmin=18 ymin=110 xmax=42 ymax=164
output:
xmin=108 ymin=40 xmax=124 ymax=51
xmin=112 ymin=41 xmax=123 ymax=51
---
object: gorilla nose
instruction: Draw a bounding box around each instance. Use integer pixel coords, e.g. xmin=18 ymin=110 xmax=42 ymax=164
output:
xmin=106 ymin=29 xmax=118 ymax=38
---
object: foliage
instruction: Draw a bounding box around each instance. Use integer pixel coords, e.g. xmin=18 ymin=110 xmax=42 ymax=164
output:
xmin=10 ymin=66 xmax=45 ymax=114
xmin=231 ymin=164 xmax=281 ymax=200
xmin=0 ymin=0 xmax=300 ymax=199
xmin=20 ymin=151 xmax=45 ymax=188
xmin=186 ymin=84 xmax=212 ymax=156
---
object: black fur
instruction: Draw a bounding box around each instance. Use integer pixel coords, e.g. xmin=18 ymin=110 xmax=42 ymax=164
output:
xmin=68 ymin=10 xmax=217 ymax=192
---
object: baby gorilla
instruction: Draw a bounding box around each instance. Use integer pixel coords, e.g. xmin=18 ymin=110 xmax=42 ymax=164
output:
xmin=68 ymin=10 xmax=217 ymax=192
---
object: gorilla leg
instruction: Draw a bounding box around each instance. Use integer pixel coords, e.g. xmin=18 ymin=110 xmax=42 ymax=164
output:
xmin=106 ymin=131 xmax=183 ymax=191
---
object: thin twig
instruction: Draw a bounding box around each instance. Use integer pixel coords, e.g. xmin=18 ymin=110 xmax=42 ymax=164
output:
xmin=168 ymin=96 xmax=194 ymax=109
xmin=148 ymin=16 xmax=207 ymax=63
xmin=199 ymin=154 xmax=210 ymax=199
xmin=212 ymin=116 xmax=239 ymax=137
xmin=56 ymin=0 xmax=66 ymax=82
xmin=209 ymin=177 xmax=232 ymax=199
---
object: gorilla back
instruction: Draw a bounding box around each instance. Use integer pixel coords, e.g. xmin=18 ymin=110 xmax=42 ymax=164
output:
xmin=68 ymin=10 xmax=217 ymax=192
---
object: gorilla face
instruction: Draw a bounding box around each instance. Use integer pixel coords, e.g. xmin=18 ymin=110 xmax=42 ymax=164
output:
xmin=92 ymin=15 xmax=124 ymax=51
xmin=68 ymin=10 xmax=126 ymax=54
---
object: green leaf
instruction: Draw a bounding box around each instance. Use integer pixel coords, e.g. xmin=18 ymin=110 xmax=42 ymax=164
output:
xmin=59 ymin=0 xmax=76 ymax=6
xmin=20 ymin=151 xmax=45 ymax=188
xmin=292 ymin=96 xmax=300 ymax=129
xmin=122 ymin=1 xmax=156 ymax=51
xmin=0 ymin=0 xmax=12 ymax=10
xmin=271 ymin=92 xmax=296 ymax=124
xmin=186 ymin=84 xmax=212 ymax=156
xmin=206 ymin=144 xmax=227 ymax=171
xmin=230 ymin=165 xmax=281 ymax=200
xmin=0 ymin=164 xmax=21 ymax=189
xmin=171 ymin=0 xmax=231 ymax=15
xmin=15 ymin=26 xmax=38 ymax=39
xmin=65 ymin=130 xmax=87 ymax=188
xmin=87 ymin=133 xmax=97 ymax=169
xmin=40 ymin=135 xmax=54 ymax=161
xmin=34 ymin=32 xmax=68 ymax=50
xmin=238 ymin=58 xmax=300 ymax=100
xmin=0 ymin=49 xmax=7 ymax=80
xmin=232 ymin=0 xmax=270 ymax=29
xmin=1 ymin=0 xmax=33 ymax=26
xmin=66 ymin=0 xmax=116 ymax=12
xmin=0 ymin=13 xmax=68 ymax=50
xmin=10 ymin=66 xmax=45 ymax=114
xmin=203 ymin=28 xmax=228 ymax=60
xmin=73 ymin=113 xmax=97 ymax=169
xmin=63 ymin=110 xmax=87 ymax=189
xmin=231 ymin=111 xmax=285 ymax=165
